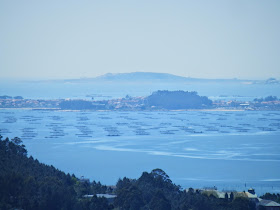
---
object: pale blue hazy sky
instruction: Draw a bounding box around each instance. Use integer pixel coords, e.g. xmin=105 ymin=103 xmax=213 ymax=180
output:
xmin=1 ymin=0 xmax=279 ymax=80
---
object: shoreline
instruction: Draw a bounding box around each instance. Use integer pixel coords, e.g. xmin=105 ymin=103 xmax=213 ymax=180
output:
xmin=0 ymin=107 xmax=249 ymax=112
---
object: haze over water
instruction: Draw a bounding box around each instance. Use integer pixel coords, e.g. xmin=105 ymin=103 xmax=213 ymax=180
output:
xmin=1 ymin=80 xmax=280 ymax=102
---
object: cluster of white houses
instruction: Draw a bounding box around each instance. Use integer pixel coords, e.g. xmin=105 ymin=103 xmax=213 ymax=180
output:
xmin=83 ymin=187 xmax=280 ymax=209
xmin=186 ymin=187 xmax=280 ymax=210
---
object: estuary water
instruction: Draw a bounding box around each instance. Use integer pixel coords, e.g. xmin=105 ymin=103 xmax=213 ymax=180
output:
xmin=1 ymin=80 xmax=280 ymax=101
xmin=1 ymin=109 xmax=280 ymax=195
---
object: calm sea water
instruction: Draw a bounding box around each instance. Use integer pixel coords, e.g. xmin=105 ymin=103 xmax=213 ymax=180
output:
xmin=1 ymin=109 xmax=280 ymax=195
xmin=1 ymin=80 xmax=280 ymax=101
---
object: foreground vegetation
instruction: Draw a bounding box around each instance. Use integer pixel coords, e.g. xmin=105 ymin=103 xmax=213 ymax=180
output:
xmin=0 ymin=136 xmax=111 ymax=210
xmin=1 ymin=136 xmax=279 ymax=209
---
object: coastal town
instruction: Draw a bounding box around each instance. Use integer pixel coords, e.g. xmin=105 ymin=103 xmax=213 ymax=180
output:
xmin=186 ymin=187 xmax=280 ymax=210
xmin=0 ymin=92 xmax=280 ymax=111
xmin=86 ymin=187 xmax=280 ymax=210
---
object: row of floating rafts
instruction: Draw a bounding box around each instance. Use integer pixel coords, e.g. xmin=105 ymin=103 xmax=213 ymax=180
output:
xmin=98 ymin=117 xmax=112 ymax=120
xmin=209 ymin=122 xmax=220 ymax=125
xmin=46 ymin=125 xmax=60 ymax=128
xmin=75 ymin=134 xmax=92 ymax=138
xmin=63 ymin=124 xmax=74 ymax=127
xmin=166 ymin=113 xmax=176 ymax=116
xmin=50 ymin=134 xmax=67 ymax=137
xmin=264 ymin=112 xmax=280 ymax=116
xmin=137 ymin=112 xmax=151 ymax=115
xmin=271 ymin=118 xmax=280 ymax=121
xmin=22 ymin=134 xmax=37 ymax=138
xmin=46 ymin=126 xmax=68 ymax=137
xmin=77 ymin=121 xmax=91 ymax=125
xmin=19 ymin=116 xmax=43 ymax=122
xmin=79 ymin=112 xmax=91 ymax=115
xmin=0 ymin=111 xmax=15 ymax=114
xmin=220 ymin=125 xmax=233 ymax=128
xmin=126 ymin=118 xmax=137 ymax=121
xmin=116 ymin=122 xmax=129 ymax=126
xmin=132 ymin=124 xmax=151 ymax=128
xmin=180 ymin=127 xmax=195 ymax=132
xmin=3 ymin=116 xmax=17 ymax=123
xmin=160 ymin=122 xmax=172 ymax=125
xmin=52 ymin=125 xmax=67 ymax=129
xmin=193 ymin=131 xmax=203 ymax=133
xmin=107 ymin=131 xmax=121 ymax=136
xmin=21 ymin=132 xmax=38 ymax=139
xmin=219 ymin=131 xmax=230 ymax=133
xmin=21 ymin=115 xmax=36 ymax=118
xmin=257 ymin=127 xmax=276 ymax=131
xmin=188 ymin=123 xmax=201 ymax=126
xmin=236 ymin=113 xmax=246 ymax=116
xmin=258 ymin=118 xmax=268 ymax=121
xmin=104 ymin=126 xmax=118 ymax=131
xmin=117 ymin=115 xmax=128 ymax=119
xmin=205 ymin=127 xmax=219 ymax=132
xmin=144 ymin=116 xmax=159 ymax=119
xmin=48 ymin=116 xmax=64 ymax=120
xmin=269 ymin=123 xmax=280 ymax=127
xmin=50 ymin=129 xmax=66 ymax=134
xmin=48 ymin=122 xmax=62 ymax=125
xmin=29 ymin=122 xmax=41 ymax=125
xmin=236 ymin=128 xmax=250 ymax=132
xmin=0 ymin=128 xmax=11 ymax=134
xmin=77 ymin=117 xmax=90 ymax=121
xmin=46 ymin=125 xmax=68 ymax=138
xmin=173 ymin=125 xmax=184 ymax=128
xmin=45 ymin=136 xmax=60 ymax=139
xmin=21 ymin=128 xmax=36 ymax=133
xmin=148 ymin=126 xmax=164 ymax=130
xmin=128 ymin=125 xmax=140 ymax=129
xmin=239 ymin=123 xmax=252 ymax=126
xmin=75 ymin=126 xmax=93 ymax=136
xmin=3 ymin=112 xmax=279 ymax=139
xmin=132 ymin=121 xmax=149 ymax=125
xmin=75 ymin=125 xmax=91 ymax=129
xmin=134 ymin=129 xmax=150 ymax=135
xmin=97 ymin=113 xmax=109 ymax=115
xmin=103 ymin=126 xmax=121 ymax=136
xmin=117 ymin=112 xmax=130 ymax=115
xmin=75 ymin=126 xmax=93 ymax=135
xmin=117 ymin=116 xmax=137 ymax=120
xmin=217 ymin=118 xmax=227 ymax=120
xmin=160 ymin=130 xmax=175 ymax=135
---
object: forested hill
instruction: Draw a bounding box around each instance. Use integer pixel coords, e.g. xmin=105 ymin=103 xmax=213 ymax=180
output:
xmin=114 ymin=169 xmax=258 ymax=210
xmin=146 ymin=90 xmax=212 ymax=109
xmin=0 ymin=136 xmax=111 ymax=210
xmin=1 ymin=136 xmax=260 ymax=210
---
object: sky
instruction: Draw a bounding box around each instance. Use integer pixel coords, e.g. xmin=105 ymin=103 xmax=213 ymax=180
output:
xmin=0 ymin=0 xmax=280 ymax=80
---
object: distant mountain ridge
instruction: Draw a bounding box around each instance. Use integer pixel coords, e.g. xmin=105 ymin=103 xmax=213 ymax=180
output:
xmin=64 ymin=72 xmax=254 ymax=83
xmin=95 ymin=72 xmax=188 ymax=81
xmin=26 ymin=72 xmax=277 ymax=84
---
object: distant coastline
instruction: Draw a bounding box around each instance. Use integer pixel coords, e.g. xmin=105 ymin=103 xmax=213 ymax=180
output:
xmin=0 ymin=107 xmax=247 ymax=112
xmin=1 ymin=91 xmax=280 ymax=111
xmin=22 ymin=72 xmax=280 ymax=85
